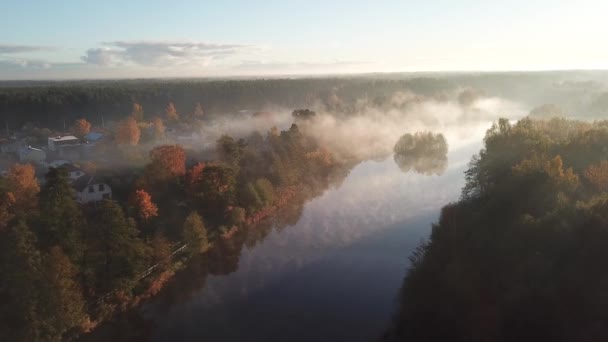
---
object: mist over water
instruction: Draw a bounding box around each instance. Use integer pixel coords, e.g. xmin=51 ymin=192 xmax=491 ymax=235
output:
xmin=137 ymin=117 xmax=492 ymax=342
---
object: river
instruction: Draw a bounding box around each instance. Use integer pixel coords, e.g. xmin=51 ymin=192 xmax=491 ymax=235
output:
xmin=97 ymin=125 xmax=488 ymax=342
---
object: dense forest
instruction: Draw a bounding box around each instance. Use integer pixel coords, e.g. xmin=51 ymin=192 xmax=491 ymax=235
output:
xmin=385 ymin=117 xmax=608 ymax=341
xmin=2 ymin=72 xmax=608 ymax=130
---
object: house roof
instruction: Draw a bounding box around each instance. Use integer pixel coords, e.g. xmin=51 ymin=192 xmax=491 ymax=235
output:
xmin=58 ymin=163 xmax=81 ymax=172
xmin=48 ymin=160 xmax=70 ymax=168
xmin=19 ymin=146 xmax=45 ymax=155
xmin=49 ymin=135 xmax=79 ymax=142
xmin=72 ymin=175 xmax=108 ymax=192
xmin=85 ymin=132 xmax=104 ymax=141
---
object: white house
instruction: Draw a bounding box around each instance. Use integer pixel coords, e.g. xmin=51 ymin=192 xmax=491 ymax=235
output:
xmin=73 ymin=175 xmax=112 ymax=203
xmin=18 ymin=146 xmax=46 ymax=164
xmin=48 ymin=135 xmax=80 ymax=151
xmin=60 ymin=164 xmax=86 ymax=182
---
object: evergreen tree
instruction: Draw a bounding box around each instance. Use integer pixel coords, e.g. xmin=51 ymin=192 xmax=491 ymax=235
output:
xmin=39 ymin=167 xmax=86 ymax=263
xmin=87 ymin=200 xmax=147 ymax=291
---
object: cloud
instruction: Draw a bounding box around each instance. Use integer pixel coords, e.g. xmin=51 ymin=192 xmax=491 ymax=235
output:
xmin=0 ymin=59 xmax=51 ymax=69
xmin=81 ymin=41 xmax=250 ymax=67
xmin=0 ymin=44 xmax=53 ymax=54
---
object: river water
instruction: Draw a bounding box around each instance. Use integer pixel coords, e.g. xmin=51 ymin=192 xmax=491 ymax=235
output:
xmin=107 ymin=125 xmax=487 ymax=342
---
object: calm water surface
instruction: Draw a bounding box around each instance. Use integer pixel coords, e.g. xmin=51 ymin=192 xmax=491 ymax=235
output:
xmin=129 ymin=128 xmax=486 ymax=342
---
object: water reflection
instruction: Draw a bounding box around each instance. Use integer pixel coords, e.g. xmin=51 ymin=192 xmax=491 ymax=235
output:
xmin=83 ymin=127 xmax=486 ymax=342
xmin=393 ymin=132 xmax=448 ymax=176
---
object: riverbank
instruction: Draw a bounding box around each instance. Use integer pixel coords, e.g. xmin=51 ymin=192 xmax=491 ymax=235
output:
xmin=77 ymin=178 xmax=342 ymax=340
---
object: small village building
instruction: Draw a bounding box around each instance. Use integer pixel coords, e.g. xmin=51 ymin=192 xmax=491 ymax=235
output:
xmin=18 ymin=146 xmax=46 ymax=164
xmin=73 ymin=175 xmax=112 ymax=203
xmin=60 ymin=164 xmax=86 ymax=182
xmin=48 ymin=135 xmax=80 ymax=151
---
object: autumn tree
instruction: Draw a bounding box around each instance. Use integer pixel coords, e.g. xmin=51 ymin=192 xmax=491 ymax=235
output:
xmin=131 ymin=102 xmax=144 ymax=122
xmin=132 ymin=189 xmax=159 ymax=222
xmin=187 ymin=162 xmax=206 ymax=188
xmin=115 ymin=117 xmax=141 ymax=146
xmin=5 ymin=163 xmax=39 ymax=212
xmin=152 ymin=117 xmax=166 ymax=141
xmin=39 ymin=246 xmax=88 ymax=340
xmin=150 ymin=232 xmax=172 ymax=264
xmin=584 ymin=160 xmax=608 ymax=192
xmin=71 ymin=118 xmax=92 ymax=138
xmin=165 ymin=102 xmax=179 ymax=122
xmin=148 ymin=145 xmax=186 ymax=180
xmin=193 ymin=102 xmax=204 ymax=119
xmin=182 ymin=211 xmax=207 ymax=255
xmin=189 ymin=164 xmax=236 ymax=224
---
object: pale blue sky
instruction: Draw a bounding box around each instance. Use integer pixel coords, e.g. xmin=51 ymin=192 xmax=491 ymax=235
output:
xmin=1 ymin=0 xmax=607 ymax=79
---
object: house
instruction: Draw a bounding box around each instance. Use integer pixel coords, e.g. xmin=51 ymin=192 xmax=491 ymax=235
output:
xmin=60 ymin=164 xmax=86 ymax=182
xmin=48 ymin=135 xmax=80 ymax=151
xmin=73 ymin=175 xmax=111 ymax=203
xmin=18 ymin=146 xmax=46 ymax=164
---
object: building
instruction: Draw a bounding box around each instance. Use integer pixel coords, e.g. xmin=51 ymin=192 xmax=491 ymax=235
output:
xmin=48 ymin=135 xmax=80 ymax=151
xmin=18 ymin=146 xmax=46 ymax=164
xmin=73 ymin=175 xmax=112 ymax=203
xmin=60 ymin=164 xmax=86 ymax=182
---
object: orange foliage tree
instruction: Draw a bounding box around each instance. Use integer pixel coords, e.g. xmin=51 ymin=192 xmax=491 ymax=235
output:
xmin=193 ymin=102 xmax=204 ymax=119
xmin=149 ymin=145 xmax=186 ymax=178
xmin=115 ymin=117 xmax=141 ymax=146
xmin=152 ymin=117 xmax=166 ymax=141
xmin=187 ymin=162 xmax=206 ymax=187
xmin=165 ymin=102 xmax=179 ymax=122
xmin=72 ymin=119 xmax=91 ymax=138
xmin=6 ymin=163 xmax=40 ymax=211
xmin=131 ymin=102 xmax=144 ymax=122
xmin=584 ymin=160 xmax=608 ymax=192
xmin=133 ymin=189 xmax=159 ymax=221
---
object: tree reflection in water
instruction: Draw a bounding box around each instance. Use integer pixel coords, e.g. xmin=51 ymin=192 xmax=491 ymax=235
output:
xmin=393 ymin=132 xmax=448 ymax=176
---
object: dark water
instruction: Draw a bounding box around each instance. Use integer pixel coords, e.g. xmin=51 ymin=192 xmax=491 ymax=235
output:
xmin=112 ymin=130 xmax=484 ymax=342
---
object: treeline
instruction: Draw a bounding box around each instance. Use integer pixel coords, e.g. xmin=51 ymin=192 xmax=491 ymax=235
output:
xmin=0 ymin=119 xmax=343 ymax=341
xmin=0 ymin=78 xmax=458 ymax=129
xmin=386 ymin=117 xmax=608 ymax=341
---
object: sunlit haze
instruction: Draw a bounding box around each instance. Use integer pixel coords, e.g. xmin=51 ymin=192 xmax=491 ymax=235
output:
xmin=2 ymin=0 xmax=608 ymax=79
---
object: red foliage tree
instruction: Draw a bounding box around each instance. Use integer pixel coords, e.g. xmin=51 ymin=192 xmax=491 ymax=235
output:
xmin=149 ymin=145 xmax=186 ymax=178
xmin=133 ymin=189 xmax=159 ymax=221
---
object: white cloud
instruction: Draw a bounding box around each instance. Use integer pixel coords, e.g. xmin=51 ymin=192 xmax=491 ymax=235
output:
xmin=81 ymin=41 xmax=250 ymax=67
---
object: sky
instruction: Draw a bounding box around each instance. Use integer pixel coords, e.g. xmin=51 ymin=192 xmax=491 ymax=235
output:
xmin=1 ymin=0 xmax=608 ymax=80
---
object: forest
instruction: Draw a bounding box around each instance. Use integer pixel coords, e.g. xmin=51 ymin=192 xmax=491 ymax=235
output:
xmin=2 ymin=72 xmax=608 ymax=130
xmin=385 ymin=117 xmax=608 ymax=341
xmin=0 ymin=106 xmax=347 ymax=341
